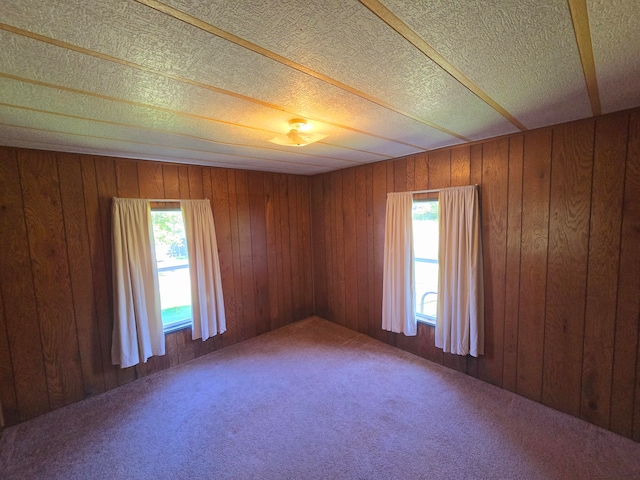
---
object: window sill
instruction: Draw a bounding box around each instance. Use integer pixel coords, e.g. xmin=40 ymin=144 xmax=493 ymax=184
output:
xmin=416 ymin=316 xmax=435 ymax=327
xmin=163 ymin=320 xmax=192 ymax=335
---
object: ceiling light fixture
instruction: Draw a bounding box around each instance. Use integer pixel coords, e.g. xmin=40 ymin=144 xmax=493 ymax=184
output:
xmin=268 ymin=118 xmax=327 ymax=147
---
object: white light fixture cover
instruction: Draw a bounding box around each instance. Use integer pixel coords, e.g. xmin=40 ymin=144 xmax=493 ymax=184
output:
xmin=269 ymin=119 xmax=327 ymax=147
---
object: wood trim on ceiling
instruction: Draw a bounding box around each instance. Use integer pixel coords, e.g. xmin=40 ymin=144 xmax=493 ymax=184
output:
xmin=359 ymin=0 xmax=527 ymax=131
xmin=0 ymin=24 xmax=430 ymax=152
xmin=134 ymin=0 xmax=470 ymax=142
xmin=567 ymin=0 xmax=601 ymax=116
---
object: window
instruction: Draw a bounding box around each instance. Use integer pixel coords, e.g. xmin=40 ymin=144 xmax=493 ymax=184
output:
xmin=412 ymin=200 xmax=438 ymax=325
xmin=151 ymin=210 xmax=192 ymax=333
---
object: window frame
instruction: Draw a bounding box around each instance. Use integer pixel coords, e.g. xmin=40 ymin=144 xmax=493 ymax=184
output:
xmin=151 ymin=207 xmax=193 ymax=334
xmin=412 ymin=198 xmax=438 ymax=327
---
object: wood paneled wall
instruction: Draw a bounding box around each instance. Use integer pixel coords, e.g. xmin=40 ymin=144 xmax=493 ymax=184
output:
xmin=310 ymin=108 xmax=640 ymax=440
xmin=0 ymin=148 xmax=313 ymax=426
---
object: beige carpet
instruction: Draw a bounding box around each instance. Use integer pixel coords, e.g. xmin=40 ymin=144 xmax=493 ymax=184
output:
xmin=1 ymin=316 xmax=639 ymax=479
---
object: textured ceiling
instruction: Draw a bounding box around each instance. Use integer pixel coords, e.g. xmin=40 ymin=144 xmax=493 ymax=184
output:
xmin=0 ymin=0 xmax=638 ymax=174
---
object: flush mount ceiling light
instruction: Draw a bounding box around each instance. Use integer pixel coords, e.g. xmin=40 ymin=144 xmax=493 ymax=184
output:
xmin=268 ymin=118 xmax=328 ymax=147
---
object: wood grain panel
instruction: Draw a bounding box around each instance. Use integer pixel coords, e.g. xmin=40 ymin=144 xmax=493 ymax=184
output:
xmin=371 ymin=162 xmax=387 ymax=342
xmin=210 ymin=168 xmax=237 ymax=346
xmin=365 ymin=165 xmax=375 ymax=337
xmin=478 ymin=139 xmax=509 ymax=387
xmin=355 ymin=167 xmax=369 ymax=334
xmin=19 ymin=150 xmax=85 ymax=409
xmin=0 ymin=271 xmax=19 ymax=426
xmin=0 ymin=149 xmax=49 ymax=421
xmin=298 ymin=176 xmax=314 ymax=317
xmin=451 ymin=146 xmax=471 ymax=186
xmin=343 ymin=168 xmax=358 ymax=332
xmin=236 ymin=170 xmax=258 ymax=341
xmin=502 ymin=135 xmax=524 ymax=392
xmin=580 ymin=114 xmax=627 ymax=428
xmin=57 ymin=154 xmax=105 ymax=396
xmin=80 ymin=157 xmax=118 ymax=391
xmin=322 ymin=175 xmax=335 ymax=322
xmin=248 ymin=172 xmax=270 ymax=336
xmin=333 ymin=172 xmax=347 ymax=327
xmin=263 ymin=173 xmax=282 ymax=327
xmin=287 ymin=175 xmax=302 ymax=322
xmin=277 ymin=175 xmax=294 ymax=325
xmin=542 ymin=120 xmax=594 ymax=416
xmin=0 ymin=146 xmax=314 ymax=427
xmin=516 ymin=129 xmax=552 ymax=403
xmin=226 ymin=170 xmax=245 ymax=343
xmin=310 ymin=176 xmax=326 ymax=317
xmin=612 ymin=112 xmax=640 ymax=439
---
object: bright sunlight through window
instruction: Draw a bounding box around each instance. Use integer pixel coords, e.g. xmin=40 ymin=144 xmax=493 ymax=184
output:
xmin=413 ymin=200 xmax=438 ymax=325
xmin=151 ymin=210 xmax=192 ymax=333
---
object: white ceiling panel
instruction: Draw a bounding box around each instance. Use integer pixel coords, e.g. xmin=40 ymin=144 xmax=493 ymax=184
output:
xmin=0 ymin=0 xmax=638 ymax=174
xmin=588 ymin=0 xmax=640 ymax=113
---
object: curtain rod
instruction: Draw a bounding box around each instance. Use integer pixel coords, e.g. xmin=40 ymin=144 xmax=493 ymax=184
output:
xmin=146 ymin=199 xmax=182 ymax=203
xmin=411 ymin=184 xmax=479 ymax=195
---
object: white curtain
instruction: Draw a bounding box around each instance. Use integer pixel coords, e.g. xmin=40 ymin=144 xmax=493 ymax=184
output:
xmin=435 ymin=185 xmax=484 ymax=357
xmin=181 ymin=200 xmax=226 ymax=341
xmin=111 ymin=198 xmax=164 ymax=368
xmin=382 ymin=192 xmax=416 ymax=336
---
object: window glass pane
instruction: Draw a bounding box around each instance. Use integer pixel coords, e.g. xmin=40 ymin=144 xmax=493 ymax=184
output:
xmin=413 ymin=201 xmax=438 ymax=322
xmin=151 ymin=210 xmax=192 ymax=331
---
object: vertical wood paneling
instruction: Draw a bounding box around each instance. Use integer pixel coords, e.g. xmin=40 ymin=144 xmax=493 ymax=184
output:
xmin=612 ymin=111 xmax=640 ymax=440
xmin=372 ymin=162 xmax=387 ymax=342
xmin=516 ymin=129 xmax=552 ymax=403
xmin=80 ymin=157 xmax=118 ymax=391
xmin=0 ymin=151 xmax=314 ymax=428
xmin=343 ymin=168 xmax=358 ymax=332
xmin=355 ymin=167 xmax=369 ymax=335
xmin=333 ymin=172 xmax=346 ymax=327
xmin=307 ymin=109 xmax=640 ymax=440
xmin=19 ymin=150 xmax=85 ymax=409
xmin=57 ymin=154 xmax=106 ymax=396
xmin=277 ymin=175 xmax=293 ymax=325
xmin=365 ymin=165 xmax=375 ymax=338
xmin=478 ymin=139 xmax=509 ymax=387
xmin=227 ymin=170 xmax=246 ymax=343
xmin=287 ymin=175 xmax=302 ymax=322
xmin=321 ymin=175 xmax=334 ymax=322
xmin=542 ymin=120 xmax=594 ymax=416
xmin=298 ymin=176 xmax=314 ymax=317
xmin=211 ymin=168 xmax=237 ymax=347
xmin=310 ymin=176 xmax=326 ymax=317
xmin=248 ymin=172 xmax=270 ymax=336
xmin=264 ymin=173 xmax=282 ymax=328
xmin=0 ymin=263 xmax=19 ymax=426
xmin=235 ymin=170 xmax=257 ymax=341
xmin=580 ymin=114 xmax=627 ymax=427
xmin=0 ymin=149 xmax=49 ymax=421
xmin=502 ymin=135 xmax=524 ymax=392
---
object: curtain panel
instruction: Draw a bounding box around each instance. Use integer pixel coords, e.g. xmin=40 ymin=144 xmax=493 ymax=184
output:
xmin=111 ymin=198 xmax=164 ymax=368
xmin=435 ymin=185 xmax=484 ymax=357
xmin=180 ymin=199 xmax=226 ymax=341
xmin=382 ymin=192 xmax=417 ymax=336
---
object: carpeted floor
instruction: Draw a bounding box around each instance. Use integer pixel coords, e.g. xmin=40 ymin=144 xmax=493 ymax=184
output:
xmin=1 ymin=316 xmax=639 ymax=479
